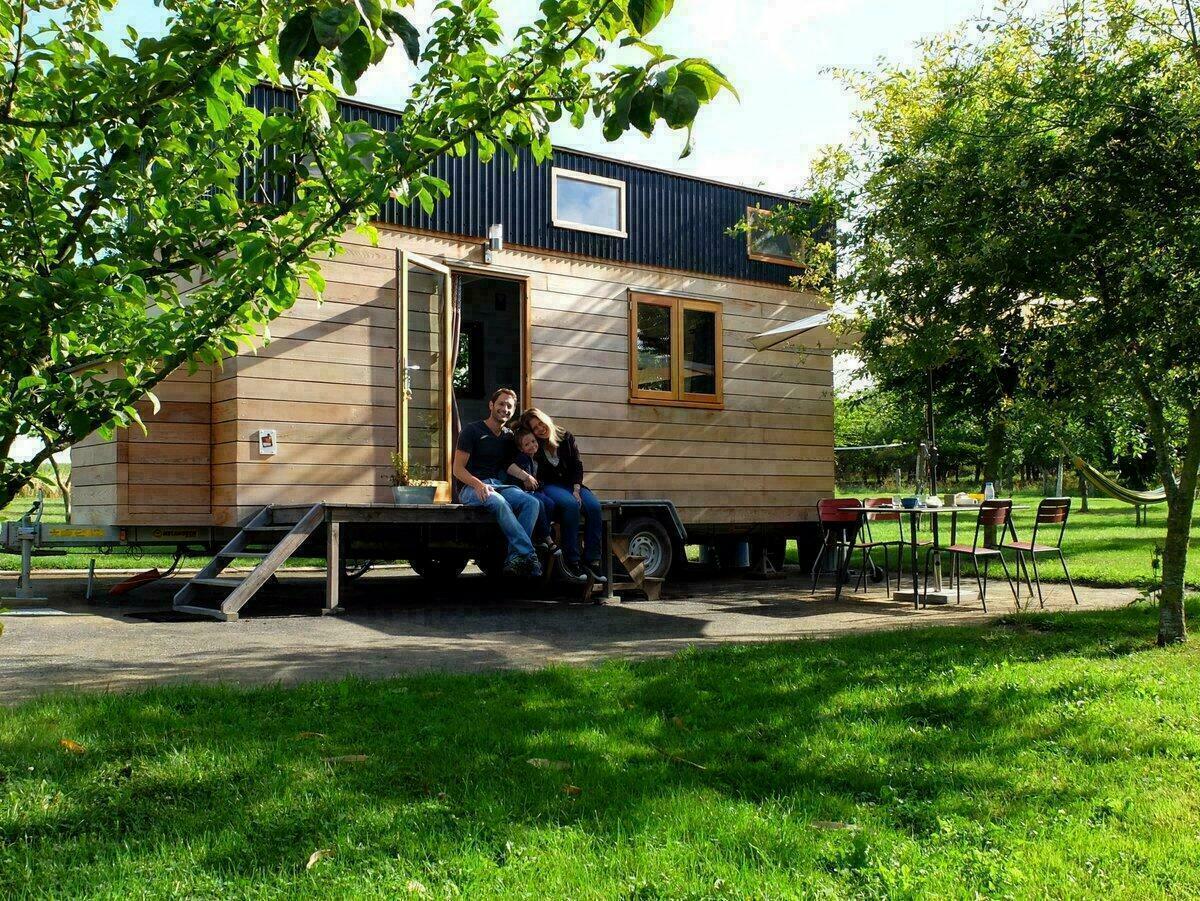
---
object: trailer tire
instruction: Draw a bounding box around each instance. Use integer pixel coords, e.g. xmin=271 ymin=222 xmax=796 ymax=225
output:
xmin=411 ymin=553 xmax=469 ymax=581
xmin=619 ymin=517 xmax=674 ymax=580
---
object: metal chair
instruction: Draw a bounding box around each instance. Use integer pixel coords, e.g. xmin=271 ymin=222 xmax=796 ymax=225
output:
xmin=1004 ymin=497 xmax=1079 ymax=607
xmin=810 ymin=498 xmax=863 ymax=593
xmin=935 ymin=499 xmax=1021 ymax=612
xmin=854 ymin=498 xmax=906 ymax=596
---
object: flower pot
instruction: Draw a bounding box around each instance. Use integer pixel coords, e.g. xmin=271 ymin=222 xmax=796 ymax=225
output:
xmin=392 ymin=485 xmax=438 ymax=505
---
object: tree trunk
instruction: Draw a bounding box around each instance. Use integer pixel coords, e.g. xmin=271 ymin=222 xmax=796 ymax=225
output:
xmin=1152 ymin=409 xmax=1200 ymax=645
xmin=983 ymin=415 xmax=1007 ymax=545
xmin=1079 ymin=472 xmax=1089 ymax=512
xmin=1157 ymin=495 xmax=1192 ymax=644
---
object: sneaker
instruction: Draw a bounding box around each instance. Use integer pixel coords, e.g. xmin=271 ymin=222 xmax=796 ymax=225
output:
xmin=525 ymin=553 xmax=543 ymax=579
xmin=502 ymin=554 xmax=524 ymax=576
xmin=582 ymin=561 xmax=608 ymax=585
xmin=556 ymin=559 xmax=589 ymax=584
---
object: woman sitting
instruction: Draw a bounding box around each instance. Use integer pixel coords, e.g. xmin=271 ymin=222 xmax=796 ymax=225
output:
xmin=517 ymin=408 xmax=607 ymax=584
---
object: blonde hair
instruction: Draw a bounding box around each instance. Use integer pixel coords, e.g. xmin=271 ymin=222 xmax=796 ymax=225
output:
xmin=519 ymin=408 xmax=564 ymax=451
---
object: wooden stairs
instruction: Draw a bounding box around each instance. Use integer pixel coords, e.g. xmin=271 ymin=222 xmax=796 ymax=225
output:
xmin=173 ymin=504 xmax=324 ymax=621
xmin=609 ymin=535 xmax=665 ymax=601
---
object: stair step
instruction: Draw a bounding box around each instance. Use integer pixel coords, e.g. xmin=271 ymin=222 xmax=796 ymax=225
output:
xmin=192 ymin=577 xmax=244 ymax=589
xmin=245 ymin=525 xmax=292 ymax=532
xmin=175 ymin=604 xmax=237 ymax=622
xmin=217 ymin=550 xmax=270 ymax=559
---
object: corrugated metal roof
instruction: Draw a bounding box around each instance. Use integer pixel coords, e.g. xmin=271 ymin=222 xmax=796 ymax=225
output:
xmin=246 ymin=84 xmax=803 ymax=285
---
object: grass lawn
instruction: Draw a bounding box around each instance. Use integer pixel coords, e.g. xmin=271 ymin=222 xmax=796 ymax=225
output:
xmin=3 ymin=601 xmax=1200 ymax=897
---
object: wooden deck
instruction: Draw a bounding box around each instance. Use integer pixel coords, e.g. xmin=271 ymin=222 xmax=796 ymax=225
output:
xmin=256 ymin=502 xmax=617 ymax=615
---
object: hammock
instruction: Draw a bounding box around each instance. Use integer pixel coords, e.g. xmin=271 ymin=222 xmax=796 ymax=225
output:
xmin=1059 ymin=442 xmax=1168 ymax=506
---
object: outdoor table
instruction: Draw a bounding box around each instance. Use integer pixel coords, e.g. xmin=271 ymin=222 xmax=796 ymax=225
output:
xmin=857 ymin=503 xmax=1028 ymax=608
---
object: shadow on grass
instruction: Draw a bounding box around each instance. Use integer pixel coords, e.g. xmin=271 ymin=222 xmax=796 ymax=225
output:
xmin=0 ymin=599 xmax=1193 ymax=891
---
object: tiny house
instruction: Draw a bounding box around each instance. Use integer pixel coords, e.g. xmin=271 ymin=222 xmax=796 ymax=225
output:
xmin=70 ymin=86 xmax=835 ymax=571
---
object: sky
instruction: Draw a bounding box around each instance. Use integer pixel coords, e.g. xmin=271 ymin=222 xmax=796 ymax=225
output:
xmin=97 ymin=0 xmax=1043 ymax=194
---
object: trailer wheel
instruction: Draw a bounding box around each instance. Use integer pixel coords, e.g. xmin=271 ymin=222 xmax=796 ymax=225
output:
xmin=619 ymin=517 xmax=674 ymax=580
xmin=410 ymin=553 xmax=469 ymax=580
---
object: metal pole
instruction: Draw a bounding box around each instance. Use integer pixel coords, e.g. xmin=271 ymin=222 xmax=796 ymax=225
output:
xmin=926 ymin=367 xmax=938 ymax=497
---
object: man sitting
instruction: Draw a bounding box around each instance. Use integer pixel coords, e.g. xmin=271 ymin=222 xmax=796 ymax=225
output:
xmin=453 ymin=387 xmax=542 ymax=577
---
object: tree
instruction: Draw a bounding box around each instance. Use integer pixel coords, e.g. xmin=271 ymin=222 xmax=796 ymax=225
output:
xmin=774 ymin=0 xmax=1200 ymax=642
xmin=0 ymin=0 xmax=733 ymax=508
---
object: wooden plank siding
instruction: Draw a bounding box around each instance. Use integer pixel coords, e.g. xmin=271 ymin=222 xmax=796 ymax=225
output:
xmin=67 ymin=225 xmax=833 ymax=528
xmin=69 ymin=367 xmax=213 ymax=525
xmin=199 ymin=229 xmax=835 ymax=527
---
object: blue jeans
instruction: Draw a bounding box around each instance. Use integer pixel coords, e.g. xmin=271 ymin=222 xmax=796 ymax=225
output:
xmin=460 ymin=480 xmax=538 ymax=559
xmin=543 ymin=484 xmax=602 ymax=564
xmin=529 ymin=490 xmax=555 ymax=543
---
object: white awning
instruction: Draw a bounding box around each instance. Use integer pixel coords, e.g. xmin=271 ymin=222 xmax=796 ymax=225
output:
xmin=749 ymin=308 xmax=860 ymax=352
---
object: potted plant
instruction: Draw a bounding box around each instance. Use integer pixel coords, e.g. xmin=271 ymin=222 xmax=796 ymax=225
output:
xmin=390 ymin=455 xmax=439 ymax=504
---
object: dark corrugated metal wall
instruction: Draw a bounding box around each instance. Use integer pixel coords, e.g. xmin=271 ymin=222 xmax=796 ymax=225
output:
xmin=246 ymin=84 xmax=798 ymax=286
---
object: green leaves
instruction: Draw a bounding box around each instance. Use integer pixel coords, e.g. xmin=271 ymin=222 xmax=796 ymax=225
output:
xmin=601 ymin=58 xmax=734 ymax=149
xmin=279 ymin=5 xmax=420 ymax=85
xmin=337 ymin=30 xmax=372 ymax=92
xmin=627 ymin=0 xmax=673 ymax=37
xmin=382 ymin=10 xmax=420 ymax=65
xmin=659 ymin=83 xmax=698 ymax=128
xmin=279 ymin=13 xmax=317 ymax=77
xmin=314 ymin=5 xmax=360 ymax=49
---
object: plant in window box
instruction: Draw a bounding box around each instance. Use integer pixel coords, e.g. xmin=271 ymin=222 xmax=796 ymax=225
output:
xmin=389 ymin=455 xmax=439 ymax=505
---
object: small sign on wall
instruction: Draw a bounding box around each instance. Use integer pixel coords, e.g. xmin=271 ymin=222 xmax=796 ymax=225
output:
xmin=257 ymin=429 xmax=278 ymax=456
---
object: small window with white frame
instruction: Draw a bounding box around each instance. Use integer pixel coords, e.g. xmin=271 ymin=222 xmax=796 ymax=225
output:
xmin=552 ymin=167 xmax=627 ymax=238
xmin=746 ymin=206 xmax=807 ymax=268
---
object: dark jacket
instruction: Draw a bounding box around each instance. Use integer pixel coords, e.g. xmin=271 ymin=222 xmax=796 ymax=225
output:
xmin=536 ymin=431 xmax=585 ymax=488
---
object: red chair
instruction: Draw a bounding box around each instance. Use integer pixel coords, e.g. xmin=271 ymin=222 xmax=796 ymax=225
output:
xmin=855 ymin=498 xmax=906 ymax=596
xmin=1004 ymin=497 xmax=1079 ymax=607
xmin=937 ymin=499 xmax=1021 ymax=612
xmin=810 ymin=498 xmax=863 ymax=594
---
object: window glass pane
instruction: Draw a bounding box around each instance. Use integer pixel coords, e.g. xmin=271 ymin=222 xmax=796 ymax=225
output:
xmin=636 ymin=303 xmax=673 ymax=393
xmin=749 ymin=212 xmax=804 ymax=263
xmin=682 ymin=308 xmax=717 ymax=395
xmin=556 ymin=174 xmax=622 ymax=232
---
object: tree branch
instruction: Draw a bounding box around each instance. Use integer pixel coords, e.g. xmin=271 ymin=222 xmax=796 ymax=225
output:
xmin=1 ymin=0 xmax=27 ymax=121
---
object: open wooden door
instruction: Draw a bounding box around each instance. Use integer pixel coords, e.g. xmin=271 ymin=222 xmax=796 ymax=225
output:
xmin=397 ymin=250 xmax=454 ymax=499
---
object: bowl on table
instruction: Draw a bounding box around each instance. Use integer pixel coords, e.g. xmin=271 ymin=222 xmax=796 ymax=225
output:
xmin=900 ymin=496 xmax=920 ymax=510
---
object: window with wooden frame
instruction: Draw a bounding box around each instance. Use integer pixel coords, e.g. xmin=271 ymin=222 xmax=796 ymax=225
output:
xmin=746 ymin=206 xmax=807 ymax=268
xmin=629 ymin=292 xmax=724 ymax=409
xmin=551 ymin=168 xmax=627 ymax=238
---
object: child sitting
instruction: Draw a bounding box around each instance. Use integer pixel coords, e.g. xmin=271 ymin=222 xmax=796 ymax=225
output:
xmin=506 ymin=428 xmax=556 ymax=552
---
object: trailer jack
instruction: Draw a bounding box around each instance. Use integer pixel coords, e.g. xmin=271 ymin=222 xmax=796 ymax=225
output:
xmin=2 ymin=494 xmax=49 ymax=604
